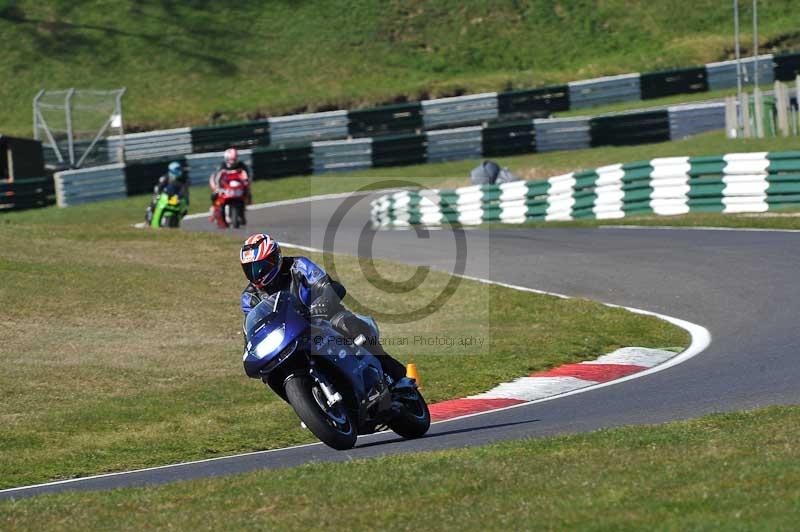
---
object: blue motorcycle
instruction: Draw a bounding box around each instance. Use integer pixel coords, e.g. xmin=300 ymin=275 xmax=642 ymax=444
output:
xmin=243 ymin=291 xmax=430 ymax=450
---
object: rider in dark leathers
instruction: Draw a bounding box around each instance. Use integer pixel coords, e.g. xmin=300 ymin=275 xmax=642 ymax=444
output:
xmin=239 ymin=233 xmax=407 ymax=383
xmin=145 ymin=161 xmax=189 ymax=225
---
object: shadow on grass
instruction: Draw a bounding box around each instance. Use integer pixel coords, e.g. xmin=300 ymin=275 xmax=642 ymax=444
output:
xmin=0 ymin=1 xmax=237 ymax=74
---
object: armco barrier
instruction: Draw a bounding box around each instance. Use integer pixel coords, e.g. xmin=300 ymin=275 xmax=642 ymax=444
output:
xmin=44 ymin=101 xmax=737 ymax=209
xmin=311 ymin=138 xmax=372 ymax=173
xmin=421 ymin=93 xmax=498 ymax=130
xmin=107 ymin=128 xmax=192 ymax=162
xmin=425 ymin=126 xmax=483 ymax=162
xmin=348 ymin=103 xmax=423 ymax=138
xmin=589 ymin=110 xmax=671 ymax=147
xmin=268 ymin=111 xmax=349 ymax=146
xmin=497 ymin=86 xmax=569 ymax=119
xmin=667 ymin=102 xmax=726 ymax=140
xmin=125 ymin=157 xmax=181 ymax=196
xmin=251 ymin=145 xmax=312 ymax=179
xmin=568 ymin=73 xmax=641 ymax=109
xmin=0 ymin=176 xmax=55 ymax=211
xmin=371 ymin=134 xmax=426 ymax=168
xmin=54 ymin=163 xmax=127 ymax=207
xmin=706 ymin=55 xmax=775 ymax=91
xmin=481 ymin=121 xmax=535 ymax=157
xmin=533 ymin=117 xmax=591 ymax=152
xmin=190 ymin=121 xmax=270 ymax=153
xmin=370 ymin=151 xmax=800 ymax=226
xmin=640 ymin=67 xmax=708 ymax=100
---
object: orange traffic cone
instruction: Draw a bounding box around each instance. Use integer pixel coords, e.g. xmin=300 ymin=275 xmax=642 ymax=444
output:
xmin=406 ymin=363 xmax=420 ymax=388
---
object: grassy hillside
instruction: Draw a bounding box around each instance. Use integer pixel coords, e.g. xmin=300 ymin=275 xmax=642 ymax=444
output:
xmin=1 ymin=0 xmax=800 ymax=135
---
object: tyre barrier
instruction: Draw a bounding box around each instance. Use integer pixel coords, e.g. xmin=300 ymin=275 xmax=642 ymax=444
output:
xmin=370 ymin=151 xmax=800 ymax=226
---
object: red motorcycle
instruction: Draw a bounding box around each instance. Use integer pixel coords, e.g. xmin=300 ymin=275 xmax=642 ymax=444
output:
xmin=211 ymin=169 xmax=251 ymax=229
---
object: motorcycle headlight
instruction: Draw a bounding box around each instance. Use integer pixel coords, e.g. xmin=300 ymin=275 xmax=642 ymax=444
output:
xmin=253 ymin=326 xmax=285 ymax=359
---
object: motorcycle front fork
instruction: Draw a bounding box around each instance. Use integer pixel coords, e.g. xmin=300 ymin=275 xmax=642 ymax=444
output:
xmin=309 ymin=368 xmax=342 ymax=407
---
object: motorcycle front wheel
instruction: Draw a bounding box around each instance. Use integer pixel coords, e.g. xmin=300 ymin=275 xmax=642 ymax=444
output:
xmin=388 ymin=387 xmax=431 ymax=439
xmin=285 ymin=376 xmax=357 ymax=450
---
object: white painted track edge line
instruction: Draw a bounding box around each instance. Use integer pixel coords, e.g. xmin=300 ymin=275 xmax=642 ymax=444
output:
xmin=0 ymin=441 xmax=324 ymax=495
xmin=599 ymin=224 xmax=800 ymax=234
xmin=181 ymin=190 xmax=380 ymax=221
xmin=1 ymin=237 xmax=711 ymax=496
xmin=133 ymin=190 xmax=386 ymax=228
xmin=277 ymin=243 xmax=711 ymax=426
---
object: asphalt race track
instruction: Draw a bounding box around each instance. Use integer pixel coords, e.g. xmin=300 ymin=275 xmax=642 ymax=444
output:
xmin=4 ymin=192 xmax=799 ymax=499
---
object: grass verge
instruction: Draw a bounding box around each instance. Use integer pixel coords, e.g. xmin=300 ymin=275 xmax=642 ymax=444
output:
xmin=0 ymin=191 xmax=687 ymax=489
xmin=3 ymin=406 xmax=799 ymax=530
xmin=2 ymin=1 xmax=800 ymax=134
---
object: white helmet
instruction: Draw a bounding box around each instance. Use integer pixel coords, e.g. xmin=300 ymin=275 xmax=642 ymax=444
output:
xmin=224 ymin=148 xmax=239 ymax=169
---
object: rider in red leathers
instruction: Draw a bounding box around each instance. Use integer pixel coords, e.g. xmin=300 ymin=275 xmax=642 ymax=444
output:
xmin=210 ymin=147 xmax=252 ymax=225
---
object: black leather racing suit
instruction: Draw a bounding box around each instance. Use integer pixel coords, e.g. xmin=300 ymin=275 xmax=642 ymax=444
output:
xmin=241 ymin=256 xmax=406 ymax=381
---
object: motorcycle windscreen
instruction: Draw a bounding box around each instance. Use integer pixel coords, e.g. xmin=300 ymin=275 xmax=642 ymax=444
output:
xmin=244 ymin=291 xmax=306 ymax=343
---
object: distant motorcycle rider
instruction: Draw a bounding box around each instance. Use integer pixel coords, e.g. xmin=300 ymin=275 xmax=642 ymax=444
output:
xmin=145 ymin=161 xmax=189 ymax=224
xmin=210 ymin=147 xmax=252 ymax=223
xmin=239 ymin=233 xmax=407 ymax=383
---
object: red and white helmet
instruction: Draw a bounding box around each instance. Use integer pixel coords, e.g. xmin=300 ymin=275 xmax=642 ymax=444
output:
xmin=224 ymin=148 xmax=239 ymax=169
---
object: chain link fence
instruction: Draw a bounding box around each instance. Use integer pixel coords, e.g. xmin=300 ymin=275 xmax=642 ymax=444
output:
xmin=33 ymin=88 xmax=126 ymax=169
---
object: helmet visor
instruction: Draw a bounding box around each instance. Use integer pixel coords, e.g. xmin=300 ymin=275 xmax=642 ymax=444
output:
xmin=241 ymin=253 xmax=281 ymax=286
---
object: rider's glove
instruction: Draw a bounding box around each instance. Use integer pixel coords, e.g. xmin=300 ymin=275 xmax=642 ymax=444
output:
xmin=308 ymin=298 xmax=331 ymax=318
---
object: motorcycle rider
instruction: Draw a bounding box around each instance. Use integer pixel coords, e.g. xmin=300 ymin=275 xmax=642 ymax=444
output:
xmin=145 ymin=161 xmax=189 ymax=224
xmin=210 ymin=147 xmax=252 ymax=224
xmin=239 ymin=233 xmax=407 ymax=383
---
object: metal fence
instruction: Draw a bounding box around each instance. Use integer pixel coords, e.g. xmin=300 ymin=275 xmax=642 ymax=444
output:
xmin=533 ymin=117 xmax=591 ymax=152
xmin=425 ymin=126 xmax=483 ymax=162
xmin=107 ymin=127 xmax=192 ymax=162
xmin=269 ymin=111 xmax=349 ymax=146
xmin=311 ymin=138 xmax=372 ymax=173
xmin=668 ymin=102 xmax=727 ymax=140
xmin=706 ymin=55 xmax=775 ymax=91
xmin=421 ymin=93 xmax=499 ymax=130
xmin=54 ymin=163 xmax=127 ymax=207
xmin=568 ymin=73 xmax=641 ymax=109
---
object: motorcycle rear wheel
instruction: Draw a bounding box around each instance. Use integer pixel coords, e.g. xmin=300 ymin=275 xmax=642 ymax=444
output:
xmin=388 ymin=388 xmax=431 ymax=439
xmin=285 ymin=376 xmax=357 ymax=450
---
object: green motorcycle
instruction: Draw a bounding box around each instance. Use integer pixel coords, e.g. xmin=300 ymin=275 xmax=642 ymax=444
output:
xmin=148 ymin=184 xmax=188 ymax=228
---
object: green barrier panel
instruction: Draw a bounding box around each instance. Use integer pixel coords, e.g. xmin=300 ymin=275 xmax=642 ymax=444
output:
xmin=371 ymin=133 xmax=426 ymax=168
xmin=190 ymin=121 xmax=270 ymax=153
xmin=252 ymin=144 xmax=313 ymax=179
